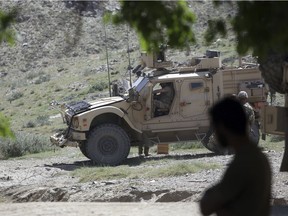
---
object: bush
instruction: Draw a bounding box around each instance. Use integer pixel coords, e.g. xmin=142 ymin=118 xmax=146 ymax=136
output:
xmin=34 ymin=74 xmax=51 ymax=84
xmin=23 ymin=120 xmax=36 ymax=128
xmin=7 ymin=91 xmax=24 ymax=102
xmin=0 ymin=132 xmax=53 ymax=159
xmin=270 ymin=135 xmax=285 ymax=142
xmin=170 ymin=141 xmax=203 ymax=150
xmin=88 ymin=81 xmax=108 ymax=93
xmin=36 ymin=115 xmax=50 ymax=126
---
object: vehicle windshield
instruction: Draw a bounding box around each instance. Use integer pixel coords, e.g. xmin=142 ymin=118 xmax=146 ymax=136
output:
xmin=131 ymin=77 xmax=149 ymax=92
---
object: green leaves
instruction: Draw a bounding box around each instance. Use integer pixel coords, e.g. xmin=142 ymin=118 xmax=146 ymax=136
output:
xmin=0 ymin=8 xmax=17 ymax=45
xmin=233 ymin=1 xmax=288 ymax=59
xmin=107 ymin=1 xmax=196 ymax=52
xmin=0 ymin=113 xmax=14 ymax=138
xmin=204 ymin=19 xmax=227 ymax=46
xmin=0 ymin=9 xmax=16 ymax=138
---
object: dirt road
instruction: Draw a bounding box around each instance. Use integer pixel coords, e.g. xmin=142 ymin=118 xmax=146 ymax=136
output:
xmin=0 ymin=148 xmax=288 ymax=215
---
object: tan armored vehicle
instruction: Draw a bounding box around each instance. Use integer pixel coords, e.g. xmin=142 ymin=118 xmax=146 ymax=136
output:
xmin=51 ymin=50 xmax=267 ymax=165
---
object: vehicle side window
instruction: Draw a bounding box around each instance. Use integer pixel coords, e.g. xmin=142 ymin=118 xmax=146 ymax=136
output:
xmin=190 ymin=82 xmax=203 ymax=90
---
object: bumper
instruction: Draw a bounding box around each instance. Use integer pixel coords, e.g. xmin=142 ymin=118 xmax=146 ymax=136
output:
xmin=50 ymin=130 xmax=86 ymax=147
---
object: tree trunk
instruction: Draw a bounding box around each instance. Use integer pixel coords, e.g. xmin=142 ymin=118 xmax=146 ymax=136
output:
xmin=280 ymin=94 xmax=288 ymax=171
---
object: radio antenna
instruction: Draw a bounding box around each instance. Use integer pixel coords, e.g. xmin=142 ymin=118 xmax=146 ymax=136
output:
xmin=126 ymin=25 xmax=132 ymax=87
xmin=104 ymin=21 xmax=112 ymax=97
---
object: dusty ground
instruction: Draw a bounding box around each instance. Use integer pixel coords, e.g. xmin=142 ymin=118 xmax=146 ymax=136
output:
xmin=0 ymin=148 xmax=288 ymax=215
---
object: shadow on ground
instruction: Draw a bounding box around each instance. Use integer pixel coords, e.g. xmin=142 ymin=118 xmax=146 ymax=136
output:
xmin=44 ymin=152 xmax=218 ymax=171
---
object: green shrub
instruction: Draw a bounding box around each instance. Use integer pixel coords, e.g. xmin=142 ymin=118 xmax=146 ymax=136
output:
xmin=23 ymin=120 xmax=36 ymax=128
xmin=0 ymin=132 xmax=53 ymax=159
xmin=16 ymin=102 xmax=24 ymax=107
xmin=270 ymin=135 xmax=285 ymax=142
xmin=26 ymin=71 xmax=39 ymax=80
xmin=170 ymin=141 xmax=203 ymax=150
xmin=36 ymin=115 xmax=50 ymax=126
xmin=88 ymin=81 xmax=108 ymax=93
xmin=34 ymin=74 xmax=51 ymax=84
xmin=7 ymin=91 xmax=24 ymax=102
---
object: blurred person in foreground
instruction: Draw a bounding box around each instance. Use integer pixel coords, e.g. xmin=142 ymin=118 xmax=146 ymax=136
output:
xmin=200 ymin=97 xmax=271 ymax=216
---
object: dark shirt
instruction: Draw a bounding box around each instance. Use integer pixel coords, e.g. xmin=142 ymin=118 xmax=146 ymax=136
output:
xmin=200 ymin=143 xmax=271 ymax=216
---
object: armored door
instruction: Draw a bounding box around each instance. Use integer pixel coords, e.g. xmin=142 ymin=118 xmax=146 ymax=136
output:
xmin=179 ymin=78 xmax=212 ymax=119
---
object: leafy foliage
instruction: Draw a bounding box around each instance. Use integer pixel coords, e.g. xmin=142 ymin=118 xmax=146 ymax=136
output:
xmin=0 ymin=113 xmax=14 ymax=138
xmin=205 ymin=1 xmax=288 ymax=59
xmin=233 ymin=1 xmax=288 ymax=58
xmin=108 ymin=1 xmax=196 ymax=52
xmin=204 ymin=19 xmax=227 ymax=45
xmin=0 ymin=132 xmax=52 ymax=159
xmin=88 ymin=81 xmax=108 ymax=93
xmin=0 ymin=8 xmax=17 ymax=138
xmin=0 ymin=8 xmax=17 ymax=45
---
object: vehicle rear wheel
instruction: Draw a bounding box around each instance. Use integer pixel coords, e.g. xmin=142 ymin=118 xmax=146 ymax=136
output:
xmin=202 ymin=129 xmax=230 ymax=155
xmin=202 ymin=127 xmax=260 ymax=154
xmin=86 ymin=124 xmax=130 ymax=166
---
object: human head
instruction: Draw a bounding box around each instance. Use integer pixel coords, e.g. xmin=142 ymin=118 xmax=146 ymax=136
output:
xmin=209 ymin=97 xmax=248 ymax=147
xmin=160 ymin=83 xmax=167 ymax=88
xmin=238 ymin=91 xmax=248 ymax=104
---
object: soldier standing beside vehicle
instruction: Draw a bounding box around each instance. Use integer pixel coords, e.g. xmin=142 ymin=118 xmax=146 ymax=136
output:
xmin=238 ymin=91 xmax=255 ymax=127
xmin=237 ymin=91 xmax=259 ymax=144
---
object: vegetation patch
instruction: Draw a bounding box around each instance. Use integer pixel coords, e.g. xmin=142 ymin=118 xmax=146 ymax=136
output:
xmin=260 ymin=136 xmax=284 ymax=152
xmin=88 ymin=81 xmax=108 ymax=93
xmin=0 ymin=132 xmax=53 ymax=159
xmin=73 ymin=161 xmax=220 ymax=182
xmin=7 ymin=91 xmax=24 ymax=102
xmin=170 ymin=141 xmax=204 ymax=150
xmin=34 ymin=74 xmax=51 ymax=84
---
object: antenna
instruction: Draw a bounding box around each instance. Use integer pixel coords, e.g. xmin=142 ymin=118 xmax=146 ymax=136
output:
xmin=104 ymin=22 xmax=112 ymax=97
xmin=126 ymin=25 xmax=132 ymax=87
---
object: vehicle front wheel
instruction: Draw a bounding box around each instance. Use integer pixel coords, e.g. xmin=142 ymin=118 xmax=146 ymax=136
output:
xmin=78 ymin=141 xmax=90 ymax=159
xmin=86 ymin=124 xmax=130 ymax=166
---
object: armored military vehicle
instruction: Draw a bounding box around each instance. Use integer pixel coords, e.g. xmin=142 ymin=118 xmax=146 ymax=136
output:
xmin=50 ymin=50 xmax=267 ymax=165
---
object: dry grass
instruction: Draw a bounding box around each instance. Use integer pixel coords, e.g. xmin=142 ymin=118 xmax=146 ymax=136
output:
xmin=72 ymin=161 xmax=220 ymax=182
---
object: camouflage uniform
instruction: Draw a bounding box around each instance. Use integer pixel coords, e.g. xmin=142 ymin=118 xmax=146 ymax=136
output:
xmin=243 ymin=102 xmax=255 ymax=128
xmin=154 ymin=85 xmax=174 ymax=109
xmin=242 ymin=102 xmax=260 ymax=144
xmin=138 ymin=133 xmax=152 ymax=156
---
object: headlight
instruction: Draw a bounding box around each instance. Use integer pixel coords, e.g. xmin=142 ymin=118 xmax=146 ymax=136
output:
xmin=72 ymin=117 xmax=79 ymax=128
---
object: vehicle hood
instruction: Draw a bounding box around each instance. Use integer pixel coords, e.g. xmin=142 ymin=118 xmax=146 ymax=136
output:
xmin=89 ymin=96 xmax=124 ymax=109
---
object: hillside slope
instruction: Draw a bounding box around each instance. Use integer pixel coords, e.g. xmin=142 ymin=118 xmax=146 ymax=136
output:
xmin=0 ymin=1 xmax=236 ymax=135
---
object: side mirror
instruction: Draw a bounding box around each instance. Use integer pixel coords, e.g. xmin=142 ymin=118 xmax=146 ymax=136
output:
xmin=127 ymin=87 xmax=139 ymax=102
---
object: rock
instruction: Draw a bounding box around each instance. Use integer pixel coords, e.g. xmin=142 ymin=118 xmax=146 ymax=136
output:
xmin=156 ymin=191 xmax=194 ymax=202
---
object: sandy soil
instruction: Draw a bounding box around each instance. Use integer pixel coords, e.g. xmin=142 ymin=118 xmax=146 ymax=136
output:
xmin=0 ymin=148 xmax=288 ymax=215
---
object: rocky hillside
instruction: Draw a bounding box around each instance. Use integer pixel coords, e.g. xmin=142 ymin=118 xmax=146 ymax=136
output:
xmin=0 ymin=0 xmax=237 ymax=134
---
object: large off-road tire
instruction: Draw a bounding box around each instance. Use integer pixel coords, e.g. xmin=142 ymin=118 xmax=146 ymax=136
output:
xmin=202 ymin=127 xmax=260 ymax=155
xmin=202 ymin=129 xmax=230 ymax=155
xmin=258 ymin=53 xmax=288 ymax=94
xmin=78 ymin=142 xmax=90 ymax=159
xmin=86 ymin=124 xmax=130 ymax=166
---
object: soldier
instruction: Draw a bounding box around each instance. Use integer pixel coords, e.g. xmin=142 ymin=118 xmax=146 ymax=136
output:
xmin=153 ymin=82 xmax=174 ymax=116
xmin=238 ymin=91 xmax=255 ymax=128
xmin=138 ymin=133 xmax=152 ymax=157
xmin=238 ymin=91 xmax=258 ymax=144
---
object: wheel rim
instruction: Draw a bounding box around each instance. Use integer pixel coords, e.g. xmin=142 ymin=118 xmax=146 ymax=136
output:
xmin=98 ymin=135 xmax=118 ymax=155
